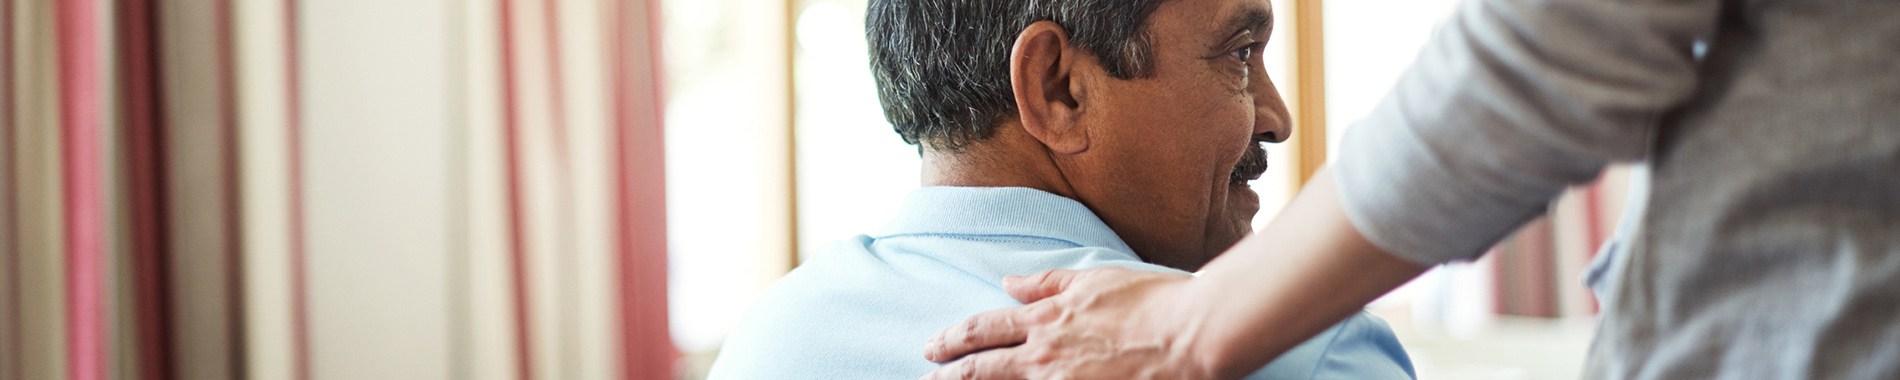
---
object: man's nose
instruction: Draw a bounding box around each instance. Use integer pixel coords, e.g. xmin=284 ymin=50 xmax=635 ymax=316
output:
xmin=1253 ymin=75 xmax=1293 ymax=143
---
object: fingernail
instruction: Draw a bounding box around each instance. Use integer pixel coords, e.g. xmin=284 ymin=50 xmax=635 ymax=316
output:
xmin=1002 ymin=275 xmax=1020 ymax=287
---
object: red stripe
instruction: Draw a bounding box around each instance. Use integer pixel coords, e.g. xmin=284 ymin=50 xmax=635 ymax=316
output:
xmin=1523 ymin=219 xmax=1556 ymax=317
xmin=281 ymin=1 xmax=312 ymax=378
xmin=1487 ymin=245 xmax=1505 ymax=315
xmin=0 ymin=0 xmax=20 ymax=377
xmin=115 ymin=0 xmax=176 ymax=377
xmin=497 ymin=0 xmax=537 ymax=379
xmin=540 ymin=0 xmax=570 ymax=175
xmin=613 ymin=0 xmax=673 ymax=377
xmin=54 ymin=0 xmax=108 ymax=377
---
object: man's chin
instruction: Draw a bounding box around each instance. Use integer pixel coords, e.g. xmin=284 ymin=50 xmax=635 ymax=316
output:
xmin=1217 ymin=181 xmax=1261 ymax=248
xmin=1228 ymin=182 xmax=1261 ymax=222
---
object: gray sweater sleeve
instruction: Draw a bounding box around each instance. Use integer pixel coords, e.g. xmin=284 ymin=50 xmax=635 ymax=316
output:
xmin=1333 ymin=0 xmax=1722 ymax=264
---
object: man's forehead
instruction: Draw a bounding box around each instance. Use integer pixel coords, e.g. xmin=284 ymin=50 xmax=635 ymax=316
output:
xmin=1151 ymin=0 xmax=1274 ymax=36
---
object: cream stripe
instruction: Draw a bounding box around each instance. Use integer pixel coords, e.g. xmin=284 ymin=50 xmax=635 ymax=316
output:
xmin=530 ymin=0 xmax=580 ymax=377
xmin=445 ymin=0 xmax=473 ymax=378
xmin=553 ymin=0 xmax=613 ymax=378
xmin=233 ymin=0 xmax=299 ymax=378
xmin=300 ymin=0 xmax=456 ymax=378
xmin=453 ymin=0 xmax=516 ymax=379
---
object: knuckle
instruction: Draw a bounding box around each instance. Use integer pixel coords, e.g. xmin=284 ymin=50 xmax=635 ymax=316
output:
xmin=958 ymin=321 xmax=990 ymax=345
xmin=1024 ymin=303 xmax=1059 ymax=324
xmin=959 ymin=321 xmax=982 ymax=344
xmin=957 ymin=357 xmax=980 ymax=380
xmin=1027 ymin=345 xmax=1057 ymax=365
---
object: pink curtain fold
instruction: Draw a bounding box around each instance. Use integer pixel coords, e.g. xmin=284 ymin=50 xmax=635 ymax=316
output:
xmin=0 ymin=0 xmax=676 ymax=379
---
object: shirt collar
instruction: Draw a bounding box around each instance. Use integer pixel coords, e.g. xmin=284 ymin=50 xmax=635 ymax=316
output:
xmin=877 ymin=186 xmax=1138 ymax=256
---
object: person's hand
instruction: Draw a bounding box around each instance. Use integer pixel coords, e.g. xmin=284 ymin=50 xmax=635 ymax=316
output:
xmin=920 ymin=267 xmax=1219 ymax=380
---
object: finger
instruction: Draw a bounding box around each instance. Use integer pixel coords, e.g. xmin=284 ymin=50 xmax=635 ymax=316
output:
xmin=1002 ymin=269 xmax=1085 ymax=304
xmin=924 ymin=303 xmax=1057 ymax=363
xmin=919 ymin=348 xmax=1024 ymax=380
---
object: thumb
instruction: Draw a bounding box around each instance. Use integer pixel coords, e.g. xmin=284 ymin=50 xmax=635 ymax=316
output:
xmin=1003 ymin=269 xmax=1082 ymax=303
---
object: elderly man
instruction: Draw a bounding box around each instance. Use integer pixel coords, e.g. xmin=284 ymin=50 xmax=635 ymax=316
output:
xmin=705 ymin=0 xmax=1414 ymax=378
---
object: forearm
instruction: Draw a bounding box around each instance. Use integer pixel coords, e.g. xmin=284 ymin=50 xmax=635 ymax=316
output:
xmin=1178 ymin=167 xmax=1429 ymax=379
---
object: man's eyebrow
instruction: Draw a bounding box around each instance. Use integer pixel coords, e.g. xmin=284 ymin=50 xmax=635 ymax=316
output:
xmin=1221 ymin=6 xmax=1273 ymax=40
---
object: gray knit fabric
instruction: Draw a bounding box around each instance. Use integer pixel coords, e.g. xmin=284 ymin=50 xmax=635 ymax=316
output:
xmin=1333 ymin=0 xmax=1900 ymax=378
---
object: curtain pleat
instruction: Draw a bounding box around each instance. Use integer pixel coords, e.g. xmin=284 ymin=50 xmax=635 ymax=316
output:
xmin=0 ymin=1 xmax=674 ymax=379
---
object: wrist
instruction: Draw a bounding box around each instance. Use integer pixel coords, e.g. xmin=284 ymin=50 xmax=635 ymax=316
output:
xmin=1166 ymin=278 xmax=1251 ymax=380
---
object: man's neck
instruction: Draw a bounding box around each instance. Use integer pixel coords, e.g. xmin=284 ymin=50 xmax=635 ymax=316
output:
xmin=919 ymin=124 xmax=1079 ymax=200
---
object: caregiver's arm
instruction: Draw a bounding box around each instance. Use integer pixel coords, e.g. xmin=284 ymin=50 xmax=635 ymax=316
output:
xmin=1175 ymin=169 xmax=1429 ymax=378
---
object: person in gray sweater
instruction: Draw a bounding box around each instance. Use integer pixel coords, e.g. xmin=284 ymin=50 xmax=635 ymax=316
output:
xmin=919 ymin=0 xmax=1900 ymax=378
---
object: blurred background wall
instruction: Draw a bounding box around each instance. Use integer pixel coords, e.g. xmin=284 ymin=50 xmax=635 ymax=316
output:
xmin=0 ymin=0 xmax=1641 ymax=379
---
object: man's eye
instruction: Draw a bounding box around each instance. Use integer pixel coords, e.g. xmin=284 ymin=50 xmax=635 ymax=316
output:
xmin=1230 ymin=42 xmax=1264 ymax=62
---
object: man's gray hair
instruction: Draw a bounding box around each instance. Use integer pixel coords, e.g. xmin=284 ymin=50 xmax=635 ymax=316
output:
xmin=866 ymin=0 xmax=1171 ymax=151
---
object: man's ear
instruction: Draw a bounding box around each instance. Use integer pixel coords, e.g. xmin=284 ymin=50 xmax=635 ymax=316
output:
xmin=1010 ymin=21 xmax=1089 ymax=154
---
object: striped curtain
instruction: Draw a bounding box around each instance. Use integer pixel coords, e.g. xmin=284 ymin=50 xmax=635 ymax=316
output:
xmin=1487 ymin=166 xmax=1637 ymax=318
xmin=0 ymin=0 xmax=674 ymax=379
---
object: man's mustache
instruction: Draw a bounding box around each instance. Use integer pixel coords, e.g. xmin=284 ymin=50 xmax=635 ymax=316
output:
xmin=1229 ymin=140 xmax=1268 ymax=186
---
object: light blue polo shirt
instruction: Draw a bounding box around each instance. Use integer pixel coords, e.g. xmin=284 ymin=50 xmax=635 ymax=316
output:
xmin=707 ymin=186 xmax=1415 ymax=379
